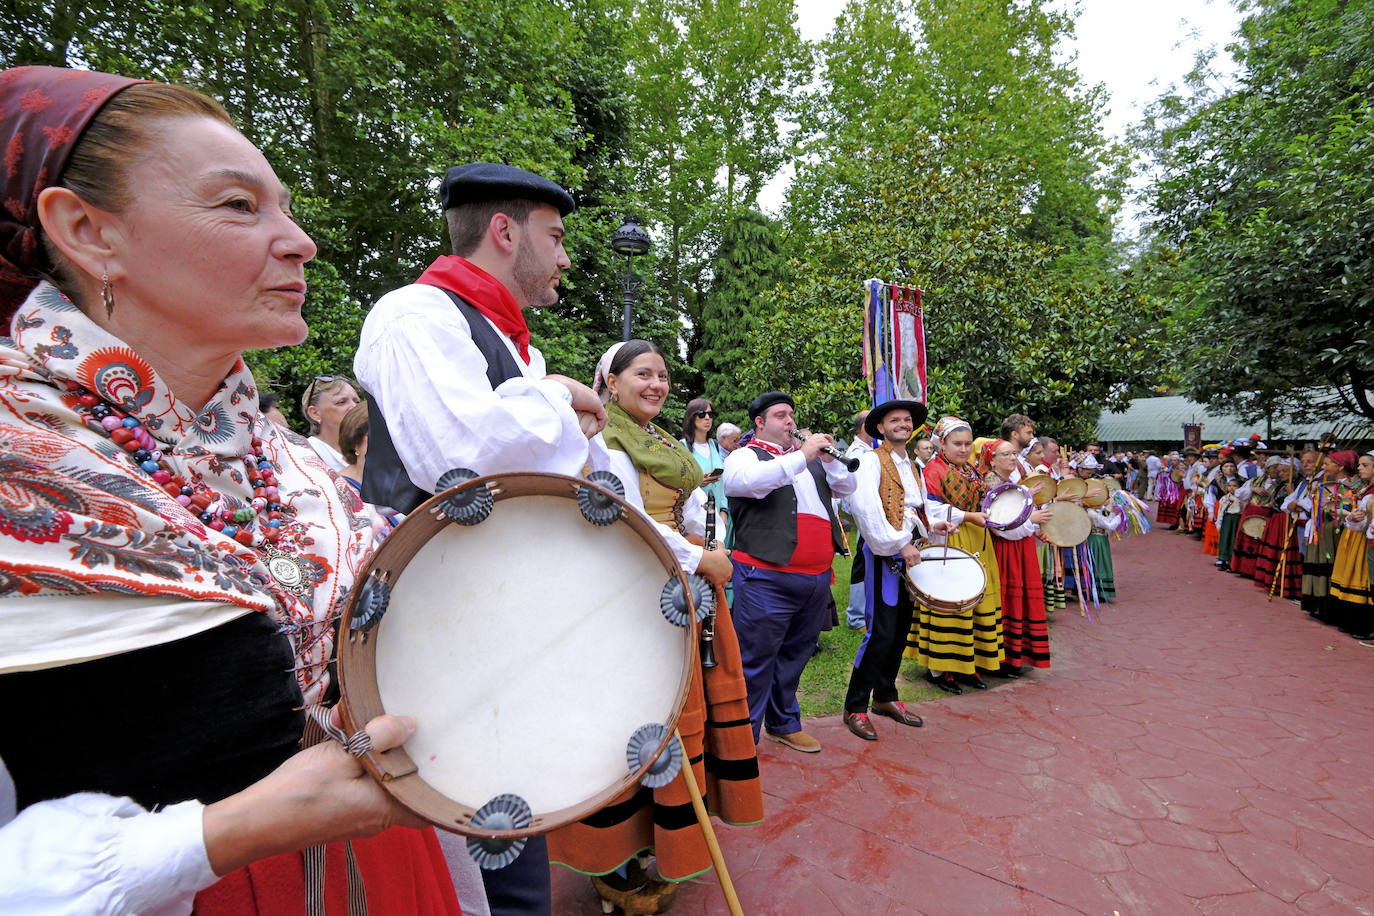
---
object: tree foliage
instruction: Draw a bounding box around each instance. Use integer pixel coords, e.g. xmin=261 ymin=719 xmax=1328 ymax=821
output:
xmin=742 ymin=131 xmax=1164 ymax=442
xmin=1140 ymin=0 xmax=1374 ymax=422
xmin=694 ymin=210 xmax=790 ymax=420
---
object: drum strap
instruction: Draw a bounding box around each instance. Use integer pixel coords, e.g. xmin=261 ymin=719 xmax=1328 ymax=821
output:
xmin=302 ymin=712 xmax=369 ymax=916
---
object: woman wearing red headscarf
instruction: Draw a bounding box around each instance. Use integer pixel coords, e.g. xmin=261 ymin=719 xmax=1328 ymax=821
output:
xmin=979 ymin=439 xmax=1054 ymax=676
xmin=1297 ymin=451 xmax=1360 ymax=619
xmin=0 ymin=67 xmax=458 ymax=913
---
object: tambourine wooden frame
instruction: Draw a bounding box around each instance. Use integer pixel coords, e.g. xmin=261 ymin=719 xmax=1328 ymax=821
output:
xmin=337 ymin=472 xmax=697 ymax=840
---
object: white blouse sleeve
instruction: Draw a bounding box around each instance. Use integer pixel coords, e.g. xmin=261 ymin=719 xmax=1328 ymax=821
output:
xmin=848 ymin=453 xmax=911 ymax=557
xmin=0 ymin=776 xmax=215 ymax=916
xmin=587 ymin=438 xmax=705 ymax=575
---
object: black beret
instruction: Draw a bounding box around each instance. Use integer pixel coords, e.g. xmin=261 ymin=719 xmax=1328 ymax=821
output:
xmin=439 ymin=163 xmax=575 ymax=215
xmin=748 ymin=391 xmax=794 ymax=422
xmin=864 ymin=399 xmax=928 ymax=438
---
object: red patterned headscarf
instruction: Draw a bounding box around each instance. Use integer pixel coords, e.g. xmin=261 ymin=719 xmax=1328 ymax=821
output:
xmin=1 ymin=66 xmax=145 ymax=327
xmin=976 ymin=438 xmax=1010 ymax=477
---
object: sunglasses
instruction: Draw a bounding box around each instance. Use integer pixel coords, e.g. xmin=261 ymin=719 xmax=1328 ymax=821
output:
xmin=304 ymin=375 xmax=347 ymax=405
xmin=695 ymin=410 xmax=717 ymax=418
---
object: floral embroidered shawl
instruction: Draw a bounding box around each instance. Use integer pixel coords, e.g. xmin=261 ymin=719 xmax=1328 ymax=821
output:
xmin=0 ymin=284 xmax=371 ymax=703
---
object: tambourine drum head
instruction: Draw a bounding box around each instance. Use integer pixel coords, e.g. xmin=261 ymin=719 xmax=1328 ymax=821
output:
xmin=1082 ymin=479 xmax=1109 ymax=508
xmin=1241 ymin=515 xmax=1268 ymax=539
xmin=907 ymin=545 xmax=986 ymax=612
xmin=1055 ymin=478 xmax=1088 ymax=502
xmin=1022 ymin=473 xmax=1057 ymax=505
xmin=1104 ymin=477 xmax=1122 ymax=493
xmin=1040 ymin=501 xmax=1092 ymax=547
xmin=986 ymin=487 xmax=1031 ymax=529
xmin=339 ymin=474 xmax=693 ymax=835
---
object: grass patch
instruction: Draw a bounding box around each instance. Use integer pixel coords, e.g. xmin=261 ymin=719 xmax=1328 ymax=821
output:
xmin=795 ymin=552 xmax=945 ymax=718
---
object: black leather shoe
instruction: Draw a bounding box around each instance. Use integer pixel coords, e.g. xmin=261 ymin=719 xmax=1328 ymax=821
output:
xmin=927 ymin=672 xmax=962 ymax=695
xmin=998 ymin=664 xmax=1022 ymax=679
xmin=960 ymin=672 xmax=989 ymax=690
xmin=871 ymin=701 xmax=923 ymax=727
xmin=844 ymin=712 xmax=878 ymax=740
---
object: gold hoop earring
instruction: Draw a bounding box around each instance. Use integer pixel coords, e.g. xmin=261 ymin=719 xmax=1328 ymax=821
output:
xmin=100 ymin=271 xmax=115 ymax=319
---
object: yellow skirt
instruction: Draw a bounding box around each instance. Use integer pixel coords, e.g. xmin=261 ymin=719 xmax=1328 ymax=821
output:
xmin=1329 ymin=527 xmax=1373 ymax=608
xmin=904 ymin=523 xmax=1004 ymax=674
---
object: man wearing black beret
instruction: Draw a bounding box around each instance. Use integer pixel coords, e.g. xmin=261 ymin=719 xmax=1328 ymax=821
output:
xmin=723 ymin=391 xmax=855 ymax=753
xmin=354 ymin=163 xmax=607 ymax=916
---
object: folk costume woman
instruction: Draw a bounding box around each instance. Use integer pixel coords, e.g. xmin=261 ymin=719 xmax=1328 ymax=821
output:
xmin=1201 ymin=458 xmax=1237 ymax=556
xmin=1324 ymin=452 xmax=1373 ymax=635
xmin=0 ymin=67 xmax=457 ymax=913
xmin=548 ymin=341 xmax=761 ymax=907
xmin=1057 ymin=454 xmax=1120 ymax=602
xmin=1296 ymin=451 xmax=1359 ymax=618
xmin=1154 ymin=456 xmax=1186 ymax=529
xmin=904 ymin=416 xmax=1001 ymax=693
xmin=1266 ymin=460 xmax=1314 ymax=599
xmin=1214 ymin=477 xmax=1246 ymax=572
xmin=1230 ymin=459 xmax=1282 ymax=578
xmin=980 ymin=439 xmax=1053 ymax=675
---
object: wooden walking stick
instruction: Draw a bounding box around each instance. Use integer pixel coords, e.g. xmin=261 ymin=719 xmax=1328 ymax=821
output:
xmin=675 ymin=730 xmax=745 ymax=916
xmin=1269 ymin=514 xmax=1295 ymax=601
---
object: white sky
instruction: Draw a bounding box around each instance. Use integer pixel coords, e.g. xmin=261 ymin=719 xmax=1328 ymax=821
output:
xmin=764 ymin=0 xmax=1245 ymax=235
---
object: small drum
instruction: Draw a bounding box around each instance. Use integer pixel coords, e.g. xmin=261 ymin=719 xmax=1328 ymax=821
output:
xmin=1104 ymin=477 xmax=1122 ymax=493
xmin=905 ymin=543 xmax=987 ymax=613
xmin=1021 ymin=473 xmax=1057 ymax=505
xmin=1039 ymin=501 xmax=1092 ymax=547
xmin=1055 ymin=477 xmax=1088 ymax=503
xmin=1240 ymin=514 xmax=1268 ymax=539
xmin=1082 ymin=478 xmax=1110 ymax=508
xmin=982 ymin=482 xmax=1032 ymax=530
xmin=338 ymin=472 xmax=700 ymax=866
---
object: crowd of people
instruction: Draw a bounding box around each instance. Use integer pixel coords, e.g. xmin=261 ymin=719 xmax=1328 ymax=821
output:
xmin=1147 ymin=442 xmax=1374 ymax=641
xmin=2 ymin=65 xmax=1304 ymax=916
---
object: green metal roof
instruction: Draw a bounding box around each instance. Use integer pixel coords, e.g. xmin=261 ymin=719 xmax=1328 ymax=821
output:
xmin=1095 ymin=395 xmax=1374 ymax=444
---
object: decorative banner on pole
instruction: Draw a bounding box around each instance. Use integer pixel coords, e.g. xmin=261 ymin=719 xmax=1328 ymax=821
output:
xmin=863 ymin=279 xmax=926 ymax=407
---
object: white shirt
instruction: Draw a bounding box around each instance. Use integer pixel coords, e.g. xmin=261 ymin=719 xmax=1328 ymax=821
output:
xmin=723 ymin=440 xmax=857 ymax=516
xmin=0 ymin=755 xmax=215 ymax=915
xmin=849 ymin=449 xmax=927 ymax=556
xmin=306 ymin=436 xmax=346 ymax=472
xmin=587 ymin=439 xmax=707 ymax=574
xmin=354 ymin=283 xmax=588 ymax=494
xmin=1146 ymin=455 xmax=1163 ymax=475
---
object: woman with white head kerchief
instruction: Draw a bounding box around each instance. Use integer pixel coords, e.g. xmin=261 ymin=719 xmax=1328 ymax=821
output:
xmin=556 ymin=340 xmax=761 ymax=904
xmin=1059 ymin=452 xmax=1121 ymax=602
xmin=902 ymin=416 xmax=1003 ymax=694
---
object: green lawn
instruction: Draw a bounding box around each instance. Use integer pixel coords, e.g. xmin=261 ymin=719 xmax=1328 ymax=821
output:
xmin=795 ymin=551 xmax=946 ymax=718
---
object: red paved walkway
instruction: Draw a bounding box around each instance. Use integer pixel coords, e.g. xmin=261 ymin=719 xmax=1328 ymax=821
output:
xmin=551 ymin=520 xmax=1374 ymax=914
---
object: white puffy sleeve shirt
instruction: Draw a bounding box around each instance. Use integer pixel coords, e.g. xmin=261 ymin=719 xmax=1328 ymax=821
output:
xmin=354 ymin=283 xmax=589 ymax=493
xmin=586 ymin=437 xmax=706 ymax=574
xmin=723 ymin=445 xmax=857 ymax=508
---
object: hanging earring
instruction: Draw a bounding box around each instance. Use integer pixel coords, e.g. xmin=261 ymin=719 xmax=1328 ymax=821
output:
xmin=100 ymin=271 xmax=115 ymax=319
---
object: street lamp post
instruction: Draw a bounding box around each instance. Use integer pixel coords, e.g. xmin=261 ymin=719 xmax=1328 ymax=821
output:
xmin=610 ymin=216 xmax=651 ymax=341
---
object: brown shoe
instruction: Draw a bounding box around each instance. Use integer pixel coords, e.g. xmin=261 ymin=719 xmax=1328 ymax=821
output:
xmin=844 ymin=712 xmax=878 ymax=741
xmin=871 ymin=700 xmax=923 ymax=727
xmin=764 ymin=729 xmax=821 ymax=753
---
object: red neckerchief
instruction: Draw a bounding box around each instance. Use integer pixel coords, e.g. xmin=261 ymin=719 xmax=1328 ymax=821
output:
xmin=751 ymin=437 xmax=795 ymax=457
xmin=416 ymin=255 xmax=530 ymax=363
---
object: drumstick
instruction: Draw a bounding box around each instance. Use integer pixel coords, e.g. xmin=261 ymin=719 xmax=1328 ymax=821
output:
xmin=674 ymin=730 xmax=745 ymax=916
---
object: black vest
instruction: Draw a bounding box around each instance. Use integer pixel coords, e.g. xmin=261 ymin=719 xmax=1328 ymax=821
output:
xmin=359 ymin=289 xmax=523 ymax=514
xmin=728 ymin=446 xmax=845 ymax=567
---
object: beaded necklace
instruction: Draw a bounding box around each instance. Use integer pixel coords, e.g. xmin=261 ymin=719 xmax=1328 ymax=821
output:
xmin=63 ymin=380 xmax=313 ymax=594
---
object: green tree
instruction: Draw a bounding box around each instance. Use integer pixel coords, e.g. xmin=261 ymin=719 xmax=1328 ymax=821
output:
xmin=743 ymin=131 xmax=1164 ymax=441
xmin=1140 ymin=0 xmax=1374 ymax=421
xmin=693 ymin=210 xmax=790 ymax=418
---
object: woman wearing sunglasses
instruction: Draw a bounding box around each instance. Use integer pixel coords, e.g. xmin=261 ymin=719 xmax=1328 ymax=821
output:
xmin=681 ymin=397 xmax=727 ymax=533
xmin=300 ymin=374 xmax=360 ymax=471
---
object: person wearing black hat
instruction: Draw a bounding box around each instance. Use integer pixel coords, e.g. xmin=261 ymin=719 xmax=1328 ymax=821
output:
xmin=840 ymin=400 xmax=950 ymax=741
xmin=722 ymin=392 xmax=855 ymax=753
xmin=354 ymin=162 xmax=606 ymax=516
xmin=354 ymin=163 xmax=605 ymax=916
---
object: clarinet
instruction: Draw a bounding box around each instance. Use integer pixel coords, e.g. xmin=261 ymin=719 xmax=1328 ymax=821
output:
xmin=794 ymin=430 xmax=860 ymax=471
xmin=700 ymin=492 xmax=719 ymax=669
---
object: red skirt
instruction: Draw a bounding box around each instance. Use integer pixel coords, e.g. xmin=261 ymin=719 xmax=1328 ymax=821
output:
xmin=193 ymin=826 xmax=461 ymax=915
xmin=1156 ymin=493 xmax=1183 ymax=527
xmin=1230 ymin=504 xmax=1271 ymax=578
xmin=1202 ymin=517 xmax=1220 ymax=555
xmin=992 ymin=534 xmax=1050 ymax=669
xmin=1253 ymin=512 xmax=1302 ymax=598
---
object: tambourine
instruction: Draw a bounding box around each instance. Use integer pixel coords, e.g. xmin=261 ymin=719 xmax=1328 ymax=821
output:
xmin=1039 ymin=501 xmax=1092 ymax=547
xmin=337 ymin=471 xmax=703 ymax=868
xmin=982 ymin=482 xmax=1033 ymax=530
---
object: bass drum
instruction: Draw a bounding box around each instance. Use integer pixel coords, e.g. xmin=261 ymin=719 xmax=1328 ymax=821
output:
xmin=337 ymin=471 xmax=700 ymax=864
